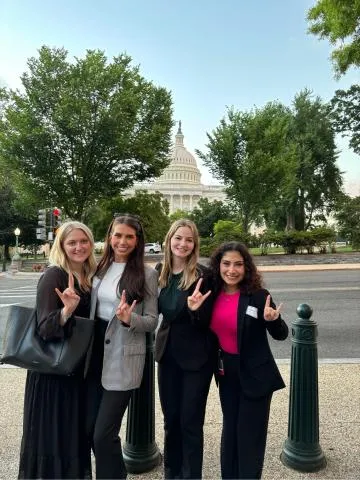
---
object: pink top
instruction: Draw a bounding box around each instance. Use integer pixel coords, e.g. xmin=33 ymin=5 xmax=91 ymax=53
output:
xmin=210 ymin=290 xmax=240 ymax=354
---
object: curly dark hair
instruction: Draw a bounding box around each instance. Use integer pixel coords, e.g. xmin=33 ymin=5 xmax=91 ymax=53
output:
xmin=96 ymin=214 xmax=146 ymax=303
xmin=209 ymin=241 xmax=263 ymax=295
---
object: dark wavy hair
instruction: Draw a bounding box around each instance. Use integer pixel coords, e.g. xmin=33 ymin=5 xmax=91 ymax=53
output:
xmin=96 ymin=214 xmax=146 ymax=302
xmin=209 ymin=241 xmax=263 ymax=295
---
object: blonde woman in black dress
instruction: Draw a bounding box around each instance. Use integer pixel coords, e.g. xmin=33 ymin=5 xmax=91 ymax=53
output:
xmin=18 ymin=221 xmax=97 ymax=479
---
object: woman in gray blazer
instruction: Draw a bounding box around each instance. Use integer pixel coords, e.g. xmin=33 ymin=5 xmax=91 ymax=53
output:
xmin=86 ymin=214 xmax=158 ymax=479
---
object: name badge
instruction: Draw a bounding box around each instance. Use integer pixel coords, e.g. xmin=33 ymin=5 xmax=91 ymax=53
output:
xmin=246 ymin=306 xmax=258 ymax=319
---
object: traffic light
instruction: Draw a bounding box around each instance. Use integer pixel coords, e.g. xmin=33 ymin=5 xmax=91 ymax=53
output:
xmin=52 ymin=207 xmax=62 ymax=227
xmin=38 ymin=209 xmax=46 ymax=226
xmin=52 ymin=207 xmax=62 ymax=236
xmin=36 ymin=209 xmax=47 ymax=240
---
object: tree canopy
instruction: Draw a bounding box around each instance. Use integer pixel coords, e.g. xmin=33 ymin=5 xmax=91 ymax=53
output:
xmin=197 ymin=91 xmax=342 ymax=232
xmin=189 ymin=198 xmax=234 ymax=237
xmin=87 ymin=190 xmax=170 ymax=243
xmin=307 ymin=0 xmax=360 ymax=76
xmin=331 ymin=84 xmax=360 ymax=155
xmin=334 ymin=194 xmax=360 ymax=249
xmin=196 ymin=104 xmax=291 ymax=232
xmin=0 ymin=46 xmax=173 ymax=220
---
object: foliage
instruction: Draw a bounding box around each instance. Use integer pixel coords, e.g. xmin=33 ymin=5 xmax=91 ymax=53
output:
xmin=87 ymin=190 xmax=170 ymax=243
xmin=334 ymin=195 xmax=360 ymax=249
xmin=0 ymin=180 xmax=40 ymax=256
xmin=199 ymin=237 xmax=217 ymax=257
xmin=331 ymin=85 xmax=360 ymax=155
xmin=169 ymin=209 xmax=191 ymax=223
xmin=198 ymin=91 xmax=341 ymax=233
xmin=282 ymin=90 xmax=342 ymax=231
xmin=212 ymin=220 xmax=251 ymax=245
xmin=307 ymin=0 xmax=360 ymax=76
xmin=275 ymin=227 xmax=337 ymax=254
xmin=196 ymin=104 xmax=292 ymax=232
xmin=257 ymin=229 xmax=282 ymax=255
xmin=0 ymin=46 xmax=173 ymax=220
xmin=189 ymin=198 xmax=234 ymax=237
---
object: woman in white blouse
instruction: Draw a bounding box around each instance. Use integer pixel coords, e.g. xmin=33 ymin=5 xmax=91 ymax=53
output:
xmin=86 ymin=214 xmax=158 ymax=479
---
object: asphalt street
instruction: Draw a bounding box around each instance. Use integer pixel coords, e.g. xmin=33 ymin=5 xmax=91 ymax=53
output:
xmin=0 ymin=270 xmax=359 ymax=359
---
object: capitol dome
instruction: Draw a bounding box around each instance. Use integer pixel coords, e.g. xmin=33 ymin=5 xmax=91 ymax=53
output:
xmin=124 ymin=121 xmax=226 ymax=214
xmin=157 ymin=121 xmax=201 ymax=184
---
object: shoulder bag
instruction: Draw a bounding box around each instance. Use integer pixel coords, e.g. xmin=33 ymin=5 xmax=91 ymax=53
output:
xmin=1 ymin=305 xmax=94 ymax=375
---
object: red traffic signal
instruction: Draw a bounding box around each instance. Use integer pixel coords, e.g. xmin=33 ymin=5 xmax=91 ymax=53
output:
xmin=53 ymin=208 xmax=60 ymax=216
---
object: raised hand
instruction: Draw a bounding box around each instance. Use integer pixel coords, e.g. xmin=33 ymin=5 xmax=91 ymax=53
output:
xmin=264 ymin=294 xmax=283 ymax=321
xmin=55 ymin=272 xmax=80 ymax=316
xmin=116 ymin=290 xmax=137 ymax=325
xmin=187 ymin=278 xmax=212 ymax=311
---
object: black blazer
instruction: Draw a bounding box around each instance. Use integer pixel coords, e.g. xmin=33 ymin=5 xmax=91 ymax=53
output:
xmin=155 ymin=264 xmax=217 ymax=371
xmin=198 ymin=286 xmax=289 ymax=398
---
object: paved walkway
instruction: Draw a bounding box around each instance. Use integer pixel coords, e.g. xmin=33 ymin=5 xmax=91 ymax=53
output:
xmin=0 ymin=363 xmax=359 ymax=479
xmin=1 ymin=260 xmax=359 ymax=478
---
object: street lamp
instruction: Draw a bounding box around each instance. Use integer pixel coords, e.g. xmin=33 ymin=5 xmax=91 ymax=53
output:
xmin=12 ymin=227 xmax=21 ymax=261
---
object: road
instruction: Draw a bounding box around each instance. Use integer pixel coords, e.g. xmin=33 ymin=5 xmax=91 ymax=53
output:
xmin=0 ymin=270 xmax=359 ymax=360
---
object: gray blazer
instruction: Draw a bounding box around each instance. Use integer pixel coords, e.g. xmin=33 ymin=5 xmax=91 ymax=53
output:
xmin=91 ymin=265 xmax=159 ymax=391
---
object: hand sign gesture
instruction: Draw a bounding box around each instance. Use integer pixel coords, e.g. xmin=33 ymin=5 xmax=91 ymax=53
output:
xmin=55 ymin=272 xmax=80 ymax=316
xmin=187 ymin=278 xmax=212 ymax=311
xmin=116 ymin=290 xmax=137 ymax=325
xmin=264 ymin=294 xmax=283 ymax=322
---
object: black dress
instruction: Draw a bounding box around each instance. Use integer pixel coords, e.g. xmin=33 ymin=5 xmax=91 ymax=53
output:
xmin=18 ymin=267 xmax=92 ymax=479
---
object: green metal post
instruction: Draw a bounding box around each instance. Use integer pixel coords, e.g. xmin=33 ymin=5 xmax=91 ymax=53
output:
xmin=123 ymin=332 xmax=161 ymax=473
xmin=281 ymin=304 xmax=326 ymax=472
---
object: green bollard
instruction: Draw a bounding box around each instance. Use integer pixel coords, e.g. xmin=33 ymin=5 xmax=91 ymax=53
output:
xmin=280 ymin=304 xmax=326 ymax=472
xmin=123 ymin=332 xmax=162 ymax=473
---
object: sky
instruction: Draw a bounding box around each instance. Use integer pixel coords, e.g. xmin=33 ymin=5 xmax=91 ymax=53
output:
xmin=1 ymin=0 xmax=359 ymax=196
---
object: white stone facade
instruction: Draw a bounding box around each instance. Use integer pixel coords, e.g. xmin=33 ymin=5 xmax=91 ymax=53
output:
xmin=124 ymin=122 xmax=226 ymax=213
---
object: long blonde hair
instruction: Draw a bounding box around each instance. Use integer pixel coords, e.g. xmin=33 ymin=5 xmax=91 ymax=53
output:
xmin=159 ymin=219 xmax=200 ymax=290
xmin=48 ymin=221 xmax=97 ymax=291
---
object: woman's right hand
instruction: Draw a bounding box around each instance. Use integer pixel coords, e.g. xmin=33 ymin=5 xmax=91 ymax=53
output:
xmin=55 ymin=272 xmax=80 ymax=317
xmin=187 ymin=278 xmax=212 ymax=311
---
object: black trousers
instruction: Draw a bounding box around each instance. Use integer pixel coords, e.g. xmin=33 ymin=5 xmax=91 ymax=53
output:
xmin=219 ymin=352 xmax=272 ymax=480
xmin=158 ymin=350 xmax=213 ymax=480
xmin=85 ymin=319 xmax=133 ymax=479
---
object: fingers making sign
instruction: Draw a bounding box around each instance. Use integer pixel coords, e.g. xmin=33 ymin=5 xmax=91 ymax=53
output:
xmin=264 ymin=294 xmax=283 ymax=322
xmin=116 ymin=289 xmax=137 ymax=325
xmin=187 ymin=278 xmax=212 ymax=311
xmin=55 ymin=272 xmax=80 ymax=315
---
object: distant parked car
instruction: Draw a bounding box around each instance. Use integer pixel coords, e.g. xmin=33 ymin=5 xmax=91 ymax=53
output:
xmin=144 ymin=242 xmax=161 ymax=254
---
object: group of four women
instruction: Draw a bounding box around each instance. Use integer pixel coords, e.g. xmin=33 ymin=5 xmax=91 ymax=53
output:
xmin=19 ymin=215 xmax=288 ymax=480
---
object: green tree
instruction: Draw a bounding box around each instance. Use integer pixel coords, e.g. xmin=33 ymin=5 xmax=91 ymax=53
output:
xmin=196 ymin=105 xmax=291 ymax=233
xmin=285 ymin=90 xmax=342 ymax=230
xmin=0 ymin=46 xmax=173 ymax=220
xmin=334 ymin=194 xmax=360 ymax=249
xmin=87 ymin=190 xmax=170 ymax=243
xmin=213 ymin=220 xmax=249 ymax=244
xmin=331 ymin=84 xmax=360 ymax=155
xmin=169 ymin=209 xmax=191 ymax=223
xmin=307 ymin=0 xmax=360 ymax=76
xmin=189 ymin=198 xmax=233 ymax=237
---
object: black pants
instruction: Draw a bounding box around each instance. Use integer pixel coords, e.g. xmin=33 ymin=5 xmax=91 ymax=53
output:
xmin=219 ymin=352 xmax=272 ymax=479
xmin=158 ymin=350 xmax=213 ymax=479
xmin=85 ymin=319 xmax=133 ymax=479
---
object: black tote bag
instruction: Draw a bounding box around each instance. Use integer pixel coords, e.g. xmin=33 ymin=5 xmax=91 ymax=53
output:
xmin=1 ymin=305 xmax=94 ymax=375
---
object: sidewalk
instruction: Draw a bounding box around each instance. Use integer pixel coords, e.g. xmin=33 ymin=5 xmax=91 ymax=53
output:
xmin=0 ymin=363 xmax=359 ymax=479
xmin=2 ymin=262 xmax=359 ymax=280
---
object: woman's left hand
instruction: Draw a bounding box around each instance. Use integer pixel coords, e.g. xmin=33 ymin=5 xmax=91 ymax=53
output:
xmin=116 ymin=289 xmax=137 ymax=325
xmin=264 ymin=294 xmax=283 ymax=321
xmin=55 ymin=272 xmax=80 ymax=315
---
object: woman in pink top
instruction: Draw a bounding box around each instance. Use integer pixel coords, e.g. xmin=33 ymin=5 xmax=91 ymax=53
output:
xmin=188 ymin=242 xmax=288 ymax=479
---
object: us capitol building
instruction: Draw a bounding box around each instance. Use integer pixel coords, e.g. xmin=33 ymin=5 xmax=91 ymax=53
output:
xmin=124 ymin=122 xmax=227 ymax=213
